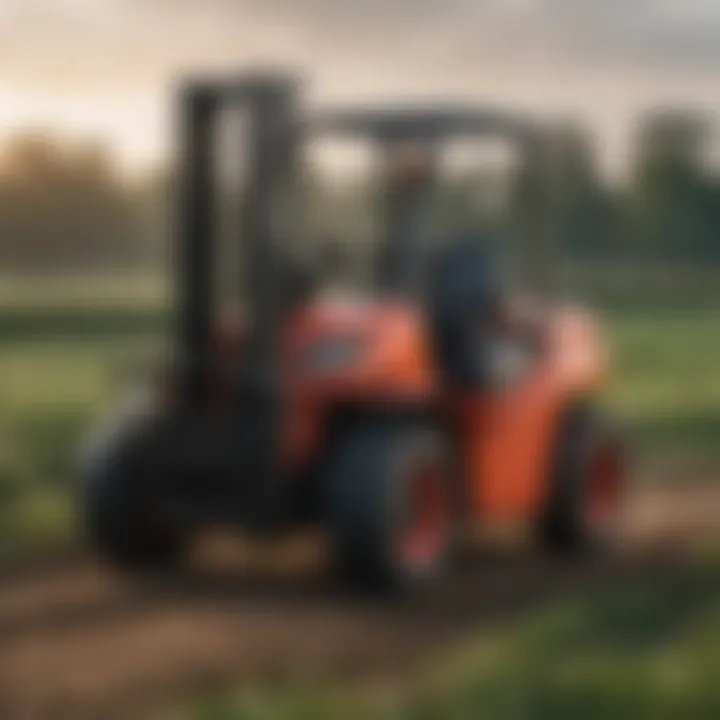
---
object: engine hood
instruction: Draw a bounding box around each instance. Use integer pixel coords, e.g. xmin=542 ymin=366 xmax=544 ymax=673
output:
xmin=283 ymin=294 xmax=436 ymax=395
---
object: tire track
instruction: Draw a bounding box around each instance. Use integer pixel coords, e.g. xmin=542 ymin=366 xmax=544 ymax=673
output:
xmin=0 ymin=481 xmax=717 ymax=720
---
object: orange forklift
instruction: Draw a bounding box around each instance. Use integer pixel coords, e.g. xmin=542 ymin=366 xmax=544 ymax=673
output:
xmin=81 ymin=72 xmax=624 ymax=589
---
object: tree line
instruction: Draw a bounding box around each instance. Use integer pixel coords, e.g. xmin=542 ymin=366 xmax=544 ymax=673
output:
xmin=0 ymin=110 xmax=719 ymax=274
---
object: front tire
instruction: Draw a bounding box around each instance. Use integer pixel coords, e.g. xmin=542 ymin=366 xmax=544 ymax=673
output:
xmin=81 ymin=418 xmax=187 ymax=572
xmin=541 ymin=404 xmax=625 ymax=555
xmin=323 ymin=424 xmax=455 ymax=590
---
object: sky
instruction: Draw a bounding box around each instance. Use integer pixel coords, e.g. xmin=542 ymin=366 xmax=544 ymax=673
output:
xmin=2 ymin=0 xmax=720 ymax=175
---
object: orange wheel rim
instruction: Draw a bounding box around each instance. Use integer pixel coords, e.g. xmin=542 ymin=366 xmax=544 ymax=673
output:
xmin=399 ymin=461 xmax=448 ymax=571
xmin=584 ymin=443 xmax=623 ymax=530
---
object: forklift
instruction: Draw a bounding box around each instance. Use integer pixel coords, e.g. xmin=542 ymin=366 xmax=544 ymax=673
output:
xmin=81 ymin=72 xmax=624 ymax=589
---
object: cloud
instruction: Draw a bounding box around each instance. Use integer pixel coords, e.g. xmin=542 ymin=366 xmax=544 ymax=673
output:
xmin=530 ymin=0 xmax=720 ymax=70
xmin=3 ymin=0 xmax=720 ymax=174
xmin=5 ymin=0 xmax=720 ymax=93
xmin=214 ymin=0 xmax=720 ymax=71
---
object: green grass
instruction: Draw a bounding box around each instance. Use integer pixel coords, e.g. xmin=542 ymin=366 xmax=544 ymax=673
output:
xmin=0 ymin=278 xmax=717 ymax=716
xmin=414 ymin=559 xmax=720 ymax=720
xmin=607 ymin=307 xmax=720 ymax=466
xmin=0 ymin=306 xmax=167 ymax=341
xmin=0 ymin=273 xmax=169 ymax=309
xmin=0 ymin=284 xmax=718 ymax=561
xmin=0 ymin=273 xmax=168 ymax=341
xmin=188 ymin=553 xmax=720 ymax=720
xmin=0 ymin=339 xmax=164 ymax=563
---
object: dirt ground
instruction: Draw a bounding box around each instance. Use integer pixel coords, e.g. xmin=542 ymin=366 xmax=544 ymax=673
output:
xmin=1 ymin=479 xmax=719 ymax=720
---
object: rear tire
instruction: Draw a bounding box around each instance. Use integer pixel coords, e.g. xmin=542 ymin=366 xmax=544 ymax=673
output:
xmin=81 ymin=419 xmax=187 ymax=572
xmin=540 ymin=404 xmax=624 ymax=555
xmin=323 ymin=424 xmax=455 ymax=591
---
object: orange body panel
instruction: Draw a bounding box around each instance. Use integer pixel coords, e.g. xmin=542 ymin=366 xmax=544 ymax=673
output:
xmin=457 ymin=308 xmax=607 ymax=521
xmin=222 ymin=298 xmax=607 ymax=525
xmin=281 ymin=297 xmax=438 ymax=468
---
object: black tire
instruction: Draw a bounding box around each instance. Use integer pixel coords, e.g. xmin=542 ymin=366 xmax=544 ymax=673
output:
xmin=540 ymin=404 xmax=625 ymax=555
xmin=323 ymin=423 xmax=456 ymax=590
xmin=81 ymin=419 xmax=186 ymax=572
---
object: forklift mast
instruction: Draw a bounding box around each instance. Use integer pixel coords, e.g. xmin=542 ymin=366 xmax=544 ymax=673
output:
xmin=177 ymin=74 xmax=299 ymax=407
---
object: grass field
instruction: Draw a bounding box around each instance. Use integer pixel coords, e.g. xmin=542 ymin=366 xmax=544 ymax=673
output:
xmin=0 ymin=278 xmax=719 ymax=719
xmin=189 ymin=550 xmax=720 ymax=720
xmin=608 ymin=307 xmax=720 ymax=467
xmin=0 ymin=279 xmax=718 ymax=563
xmin=0 ymin=275 xmax=167 ymax=562
xmin=0 ymin=339 xmax=165 ymax=562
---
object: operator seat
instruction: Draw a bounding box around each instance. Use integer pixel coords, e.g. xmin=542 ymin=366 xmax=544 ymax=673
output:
xmin=430 ymin=234 xmax=511 ymax=388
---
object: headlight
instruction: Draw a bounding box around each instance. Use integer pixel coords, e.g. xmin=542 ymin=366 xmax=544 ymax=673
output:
xmin=303 ymin=336 xmax=365 ymax=373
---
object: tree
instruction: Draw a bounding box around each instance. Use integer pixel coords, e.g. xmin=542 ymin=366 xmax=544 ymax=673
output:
xmin=0 ymin=133 xmax=142 ymax=272
xmin=627 ymin=111 xmax=720 ymax=262
xmin=541 ymin=121 xmax=619 ymax=260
